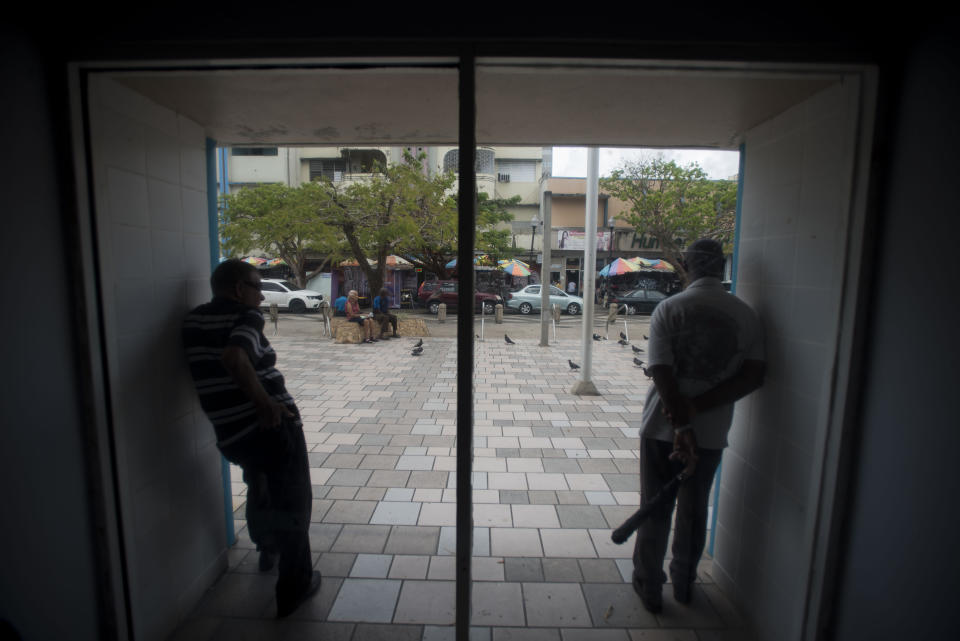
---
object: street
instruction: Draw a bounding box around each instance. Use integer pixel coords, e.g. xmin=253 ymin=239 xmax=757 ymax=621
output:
xmin=273 ymin=303 xmax=653 ymax=343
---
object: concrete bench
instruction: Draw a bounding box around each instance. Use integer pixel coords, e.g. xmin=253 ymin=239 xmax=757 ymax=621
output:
xmin=330 ymin=316 xmax=429 ymax=344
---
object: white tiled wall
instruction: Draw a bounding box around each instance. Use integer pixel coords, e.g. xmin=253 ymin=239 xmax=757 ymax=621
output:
xmin=714 ymin=81 xmax=860 ymax=641
xmin=88 ymin=76 xmax=225 ymax=641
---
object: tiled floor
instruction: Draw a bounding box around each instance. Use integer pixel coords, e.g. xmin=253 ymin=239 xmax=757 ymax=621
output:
xmin=170 ymin=336 xmax=756 ymax=641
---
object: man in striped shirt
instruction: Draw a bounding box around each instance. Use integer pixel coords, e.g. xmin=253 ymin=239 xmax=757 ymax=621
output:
xmin=183 ymin=259 xmax=320 ymax=618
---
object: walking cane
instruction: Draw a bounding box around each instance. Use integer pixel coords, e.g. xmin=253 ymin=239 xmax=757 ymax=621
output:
xmin=611 ymin=456 xmax=697 ymax=544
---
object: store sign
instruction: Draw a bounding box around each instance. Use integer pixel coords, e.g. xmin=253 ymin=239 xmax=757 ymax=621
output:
xmin=557 ymin=230 xmax=612 ymax=251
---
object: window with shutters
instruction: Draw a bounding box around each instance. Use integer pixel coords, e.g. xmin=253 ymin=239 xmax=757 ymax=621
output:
xmin=496 ymin=160 xmax=536 ymax=182
xmin=309 ymin=158 xmax=347 ymax=181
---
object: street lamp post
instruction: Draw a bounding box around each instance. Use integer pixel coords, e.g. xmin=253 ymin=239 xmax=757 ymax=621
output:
xmin=530 ymin=214 xmax=540 ymax=255
xmin=608 ymin=219 xmax=616 ymax=263
xmin=530 ymin=215 xmax=541 ymax=282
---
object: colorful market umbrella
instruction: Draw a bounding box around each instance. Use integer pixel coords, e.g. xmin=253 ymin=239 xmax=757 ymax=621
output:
xmin=599 ymin=257 xmax=641 ymax=277
xmin=498 ymin=258 xmax=530 ymax=268
xmin=242 ymin=256 xmax=267 ymax=266
xmin=648 ymin=259 xmax=676 ymax=272
xmin=627 ymin=256 xmax=676 ymax=272
xmin=499 ymin=259 xmax=531 ymax=277
xmin=445 ymin=254 xmax=491 ymax=269
xmin=267 ymin=257 xmax=287 ymax=266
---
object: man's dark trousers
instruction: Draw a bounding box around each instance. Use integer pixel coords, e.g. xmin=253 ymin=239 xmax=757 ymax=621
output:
xmin=219 ymin=414 xmax=313 ymax=606
xmin=374 ymin=311 xmax=398 ymax=336
xmin=633 ymin=437 xmax=722 ymax=594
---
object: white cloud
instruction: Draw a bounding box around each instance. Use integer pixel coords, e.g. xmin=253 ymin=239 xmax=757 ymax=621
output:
xmin=553 ymin=147 xmax=740 ymax=180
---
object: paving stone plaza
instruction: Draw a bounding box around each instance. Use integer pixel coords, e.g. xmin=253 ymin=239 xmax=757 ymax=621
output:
xmin=171 ymin=324 xmax=753 ymax=641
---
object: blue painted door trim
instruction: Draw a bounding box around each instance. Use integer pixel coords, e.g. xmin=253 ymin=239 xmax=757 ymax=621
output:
xmin=206 ymin=138 xmax=236 ymax=546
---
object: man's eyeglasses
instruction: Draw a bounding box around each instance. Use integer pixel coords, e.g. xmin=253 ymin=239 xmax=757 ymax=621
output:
xmin=242 ymin=280 xmax=263 ymax=291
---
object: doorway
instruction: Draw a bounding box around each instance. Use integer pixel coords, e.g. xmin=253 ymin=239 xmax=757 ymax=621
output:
xmin=73 ymin=56 xmax=875 ymax=641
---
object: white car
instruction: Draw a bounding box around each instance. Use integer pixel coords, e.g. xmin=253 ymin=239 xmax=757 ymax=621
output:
xmin=505 ymin=284 xmax=584 ymax=315
xmin=259 ymin=278 xmax=323 ymax=313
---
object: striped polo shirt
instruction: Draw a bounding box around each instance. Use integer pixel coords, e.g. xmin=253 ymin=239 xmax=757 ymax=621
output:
xmin=182 ymin=297 xmax=298 ymax=447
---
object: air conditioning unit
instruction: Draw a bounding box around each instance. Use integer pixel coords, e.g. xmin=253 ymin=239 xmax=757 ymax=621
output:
xmin=498 ymin=173 xmax=510 ymax=182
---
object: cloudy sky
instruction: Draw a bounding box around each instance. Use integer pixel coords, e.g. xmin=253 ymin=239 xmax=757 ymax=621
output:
xmin=552 ymin=147 xmax=740 ymax=180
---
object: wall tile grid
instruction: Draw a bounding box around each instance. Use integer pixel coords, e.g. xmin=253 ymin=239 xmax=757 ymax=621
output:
xmin=718 ymin=81 xmax=855 ymax=641
xmin=90 ymin=76 xmax=219 ymax=641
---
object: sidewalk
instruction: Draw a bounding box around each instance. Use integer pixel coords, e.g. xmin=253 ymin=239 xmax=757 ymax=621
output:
xmin=170 ymin=333 xmax=753 ymax=641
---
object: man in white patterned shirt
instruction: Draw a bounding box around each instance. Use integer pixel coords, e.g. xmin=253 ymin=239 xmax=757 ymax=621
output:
xmin=633 ymin=239 xmax=765 ymax=613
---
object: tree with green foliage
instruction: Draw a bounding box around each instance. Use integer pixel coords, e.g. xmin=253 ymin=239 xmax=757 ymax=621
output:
xmin=220 ymin=152 xmax=520 ymax=295
xmin=600 ymin=157 xmax=738 ymax=286
xmin=403 ymin=191 xmax=520 ymax=279
xmin=219 ymin=182 xmax=344 ymax=289
xmin=328 ymin=152 xmax=459 ymax=294
xmin=476 ymin=192 xmax=522 ymax=261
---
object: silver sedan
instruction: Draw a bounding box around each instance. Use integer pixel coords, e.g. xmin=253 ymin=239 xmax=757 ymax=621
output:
xmin=505 ymin=284 xmax=584 ymax=315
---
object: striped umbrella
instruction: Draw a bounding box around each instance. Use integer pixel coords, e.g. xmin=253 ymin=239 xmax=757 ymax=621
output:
xmin=498 ymin=258 xmax=530 ymax=268
xmin=499 ymin=259 xmax=531 ymax=277
xmin=267 ymin=257 xmax=287 ymax=266
xmin=649 ymin=259 xmax=676 ymax=272
xmin=599 ymin=257 xmax=641 ymax=277
xmin=242 ymin=256 xmax=267 ymax=266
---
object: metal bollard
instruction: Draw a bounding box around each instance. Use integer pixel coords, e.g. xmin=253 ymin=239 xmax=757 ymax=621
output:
xmin=551 ymin=304 xmax=561 ymax=323
xmin=269 ymin=303 xmax=279 ymax=335
xmin=495 ymin=304 xmax=504 ymax=323
xmin=438 ymin=303 xmax=447 ymax=323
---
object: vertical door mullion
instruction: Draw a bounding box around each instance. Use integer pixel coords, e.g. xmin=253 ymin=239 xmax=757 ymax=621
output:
xmin=455 ymin=51 xmax=476 ymax=641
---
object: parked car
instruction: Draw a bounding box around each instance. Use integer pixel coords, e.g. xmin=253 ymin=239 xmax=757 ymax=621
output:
xmin=259 ymin=278 xmax=324 ymax=313
xmin=505 ymin=284 xmax=584 ymax=315
xmin=607 ymin=288 xmax=668 ymax=314
xmin=425 ymin=280 xmax=503 ymax=315
xmin=417 ymin=280 xmax=442 ymax=305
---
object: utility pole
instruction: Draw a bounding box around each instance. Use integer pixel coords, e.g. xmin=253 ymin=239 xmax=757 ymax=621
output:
xmin=571 ymin=148 xmax=601 ymax=396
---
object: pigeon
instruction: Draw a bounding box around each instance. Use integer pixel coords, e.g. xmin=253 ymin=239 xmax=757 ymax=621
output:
xmin=632 ymin=345 xmax=644 ymax=354
xmin=633 ymin=357 xmax=645 ymax=367
xmin=643 ymin=335 xmax=649 ymax=340
xmin=411 ymin=346 xmax=423 ymax=356
xmin=620 ymin=331 xmax=628 ymax=340
xmin=617 ymin=339 xmax=630 ymax=346
xmin=504 ymin=334 xmax=516 ymax=345
xmin=568 ymin=360 xmax=580 ymax=370
xmin=592 ymin=333 xmax=604 ymax=341
xmin=413 ymin=339 xmax=423 ymax=348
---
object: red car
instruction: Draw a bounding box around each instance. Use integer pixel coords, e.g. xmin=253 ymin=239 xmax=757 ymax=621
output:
xmin=425 ymin=280 xmax=503 ymax=315
xmin=417 ymin=280 xmax=442 ymax=305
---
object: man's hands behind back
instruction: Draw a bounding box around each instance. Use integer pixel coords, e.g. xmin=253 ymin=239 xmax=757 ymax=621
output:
xmin=257 ymin=399 xmax=294 ymax=430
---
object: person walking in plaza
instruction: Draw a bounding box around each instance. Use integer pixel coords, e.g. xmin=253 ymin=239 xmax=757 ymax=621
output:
xmin=632 ymin=238 xmax=765 ymax=613
xmin=372 ymin=287 xmax=400 ymax=339
xmin=182 ymin=259 xmax=320 ymax=618
xmin=345 ymin=289 xmax=378 ymax=343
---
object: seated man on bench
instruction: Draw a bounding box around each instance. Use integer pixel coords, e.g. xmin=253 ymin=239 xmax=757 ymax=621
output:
xmin=372 ymin=287 xmax=400 ymax=339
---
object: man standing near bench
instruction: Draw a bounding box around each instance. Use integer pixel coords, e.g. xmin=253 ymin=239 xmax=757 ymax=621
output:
xmin=182 ymin=259 xmax=321 ymax=618
xmin=373 ymin=287 xmax=400 ymax=339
